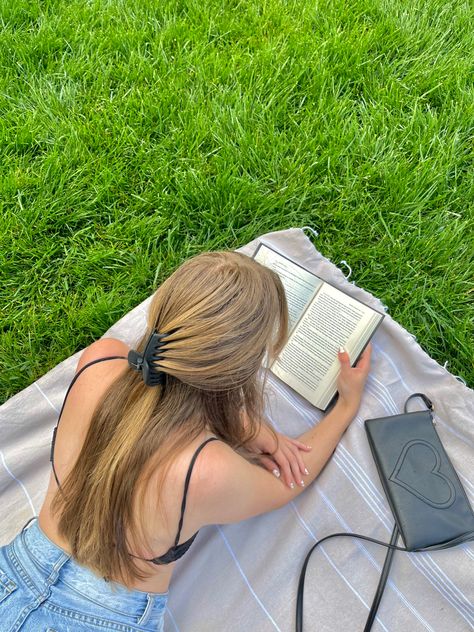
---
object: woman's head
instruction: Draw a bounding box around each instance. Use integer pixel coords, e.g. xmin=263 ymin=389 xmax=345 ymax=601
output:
xmin=139 ymin=250 xmax=288 ymax=390
xmin=51 ymin=249 xmax=288 ymax=586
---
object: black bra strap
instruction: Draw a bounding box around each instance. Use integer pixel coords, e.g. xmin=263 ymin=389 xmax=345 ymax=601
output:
xmin=174 ymin=437 xmax=219 ymax=546
xmin=50 ymin=355 xmax=128 ymax=491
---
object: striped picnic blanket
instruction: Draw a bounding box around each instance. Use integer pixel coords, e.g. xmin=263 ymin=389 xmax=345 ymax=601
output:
xmin=1 ymin=227 xmax=473 ymax=631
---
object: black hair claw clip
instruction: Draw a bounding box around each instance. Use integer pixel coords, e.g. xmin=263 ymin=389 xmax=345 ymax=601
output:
xmin=128 ymin=332 xmax=169 ymax=386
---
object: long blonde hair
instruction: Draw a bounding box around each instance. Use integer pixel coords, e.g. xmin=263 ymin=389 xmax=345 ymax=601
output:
xmin=51 ymin=250 xmax=288 ymax=585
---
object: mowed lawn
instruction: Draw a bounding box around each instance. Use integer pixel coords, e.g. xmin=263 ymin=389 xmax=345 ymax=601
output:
xmin=1 ymin=0 xmax=473 ymax=402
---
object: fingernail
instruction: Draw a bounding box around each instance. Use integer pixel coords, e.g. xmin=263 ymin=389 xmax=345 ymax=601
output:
xmin=290 ymin=482 xmax=295 ymax=489
xmin=304 ymin=468 xmax=309 ymax=475
xmin=306 ymin=445 xmax=312 ymax=450
xmin=300 ymin=480 xmax=305 ymax=487
xmin=339 ymin=346 xmax=345 ymax=354
xmin=272 ymin=469 xmax=280 ymax=478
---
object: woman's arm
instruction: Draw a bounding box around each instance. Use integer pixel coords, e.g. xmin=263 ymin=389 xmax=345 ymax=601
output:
xmin=197 ymin=398 xmax=355 ymax=523
xmin=194 ymin=345 xmax=371 ymax=525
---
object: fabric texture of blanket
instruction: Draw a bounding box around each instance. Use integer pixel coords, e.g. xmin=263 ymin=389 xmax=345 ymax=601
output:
xmin=1 ymin=227 xmax=473 ymax=631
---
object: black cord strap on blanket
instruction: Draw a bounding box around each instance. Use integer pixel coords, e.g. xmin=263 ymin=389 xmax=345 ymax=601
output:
xmin=295 ymin=526 xmax=474 ymax=632
xmin=362 ymin=525 xmax=399 ymax=632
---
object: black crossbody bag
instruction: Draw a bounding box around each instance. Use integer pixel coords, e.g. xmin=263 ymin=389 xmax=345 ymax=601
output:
xmin=296 ymin=394 xmax=474 ymax=631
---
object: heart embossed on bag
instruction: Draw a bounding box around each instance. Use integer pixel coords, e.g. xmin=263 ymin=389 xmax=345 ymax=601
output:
xmin=389 ymin=439 xmax=457 ymax=509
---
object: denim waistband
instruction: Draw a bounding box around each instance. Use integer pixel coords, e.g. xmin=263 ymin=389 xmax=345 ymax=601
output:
xmin=14 ymin=517 xmax=169 ymax=626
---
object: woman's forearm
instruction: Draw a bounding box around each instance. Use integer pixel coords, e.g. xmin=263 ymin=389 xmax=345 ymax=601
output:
xmin=240 ymin=395 xmax=358 ymax=489
xmin=295 ymin=400 xmax=357 ymax=482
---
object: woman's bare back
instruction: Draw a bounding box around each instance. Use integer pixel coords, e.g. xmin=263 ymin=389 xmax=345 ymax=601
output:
xmin=38 ymin=339 xmax=216 ymax=593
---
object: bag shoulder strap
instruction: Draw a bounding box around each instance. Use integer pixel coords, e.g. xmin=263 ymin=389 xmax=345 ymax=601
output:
xmin=404 ymin=392 xmax=433 ymax=413
xmin=363 ymin=525 xmax=399 ymax=632
xmin=296 ymin=527 xmax=474 ymax=632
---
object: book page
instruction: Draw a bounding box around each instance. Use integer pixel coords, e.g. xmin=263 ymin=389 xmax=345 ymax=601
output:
xmin=253 ymin=243 xmax=322 ymax=331
xmin=271 ymin=282 xmax=382 ymax=408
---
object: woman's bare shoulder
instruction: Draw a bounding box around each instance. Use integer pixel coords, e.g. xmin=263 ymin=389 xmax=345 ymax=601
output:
xmin=76 ymin=337 xmax=130 ymax=373
xmin=61 ymin=339 xmax=130 ymax=414
xmin=188 ymin=437 xmax=295 ymax=527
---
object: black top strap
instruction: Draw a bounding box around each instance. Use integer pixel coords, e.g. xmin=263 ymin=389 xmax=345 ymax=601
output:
xmin=50 ymin=355 xmax=128 ymax=491
xmin=403 ymin=392 xmax=434 ymax=414
xmin=174 ymin=437 xmax=219 ymax=546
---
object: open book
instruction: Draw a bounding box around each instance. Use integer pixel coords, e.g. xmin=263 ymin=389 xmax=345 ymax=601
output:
xmin=253 ymin=242 xmax=384 ymax=410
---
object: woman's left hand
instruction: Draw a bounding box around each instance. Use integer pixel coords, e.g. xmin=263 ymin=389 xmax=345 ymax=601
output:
xmin=246 ymin=422 xmax=312 ymax=490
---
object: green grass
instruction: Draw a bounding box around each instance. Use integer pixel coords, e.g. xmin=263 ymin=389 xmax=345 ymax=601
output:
xmin=1 ymin=0 xmax=473 ymax=403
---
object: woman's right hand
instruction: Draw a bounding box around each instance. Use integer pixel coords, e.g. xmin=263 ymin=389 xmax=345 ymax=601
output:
xmin=336 ymin=343 xmax=372 ymax=415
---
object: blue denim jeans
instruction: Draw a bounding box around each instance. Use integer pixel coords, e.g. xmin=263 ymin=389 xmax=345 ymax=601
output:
xmin=0 ymin=517 xmax=168 ymax=631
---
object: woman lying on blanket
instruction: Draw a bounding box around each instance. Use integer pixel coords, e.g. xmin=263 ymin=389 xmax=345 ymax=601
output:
xmin=0 ymin=250 xmax=371 ymax=632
